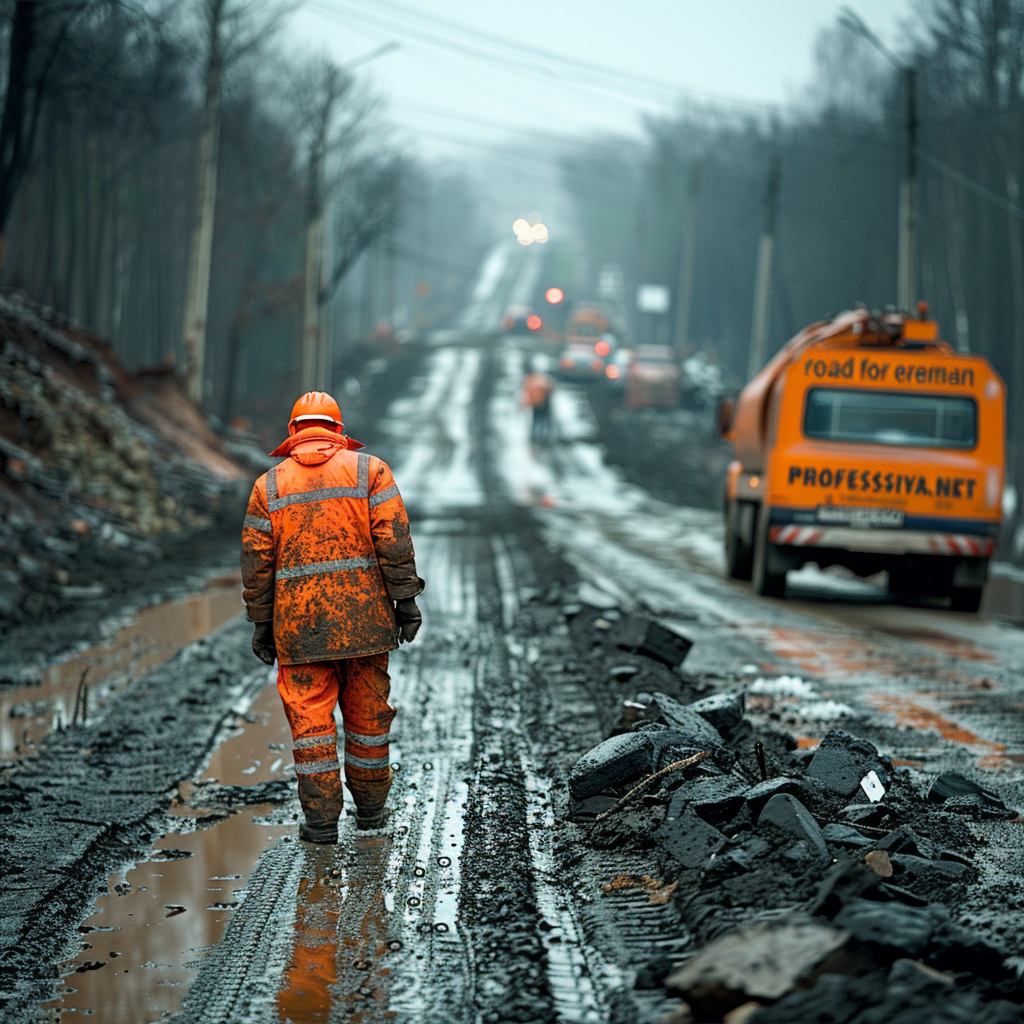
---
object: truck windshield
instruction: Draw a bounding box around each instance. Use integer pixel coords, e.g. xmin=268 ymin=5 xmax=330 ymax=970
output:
xmin=804 ymin=388 xmax=977 ymax=449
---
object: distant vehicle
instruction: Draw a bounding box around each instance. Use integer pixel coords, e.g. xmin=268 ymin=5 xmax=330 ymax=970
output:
xmin=625 ymin=345 xmax=680 ymax=408
xmin=720 ymin=307 xmax=1004 ymax=610
xmin=603 ymin=347 xmax=633 ymax=391
xmin=502 ymin=305 xmax=533 ymax=335
xmin=558 ymin=331 xmax=619 ymax=381
xmin=566 ymin=305 xmax=610 ymax=340
xmin=558 ymin=342 xmax=606 ymax=380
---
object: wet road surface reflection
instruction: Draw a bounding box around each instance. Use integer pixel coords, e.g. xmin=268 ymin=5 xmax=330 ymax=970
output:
xmin=45 ymin=668 xmax=294 ymax=1022
xmin=277 ymin=838 xmax=395 ymax=1024
xmin=50 ymin=806 xmax=291 ymax=1022
xmin=1 ymin=575 xmax=243 ymax=762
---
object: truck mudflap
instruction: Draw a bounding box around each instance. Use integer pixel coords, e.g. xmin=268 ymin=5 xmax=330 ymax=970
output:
xmin=768 ymin=524 xmax=996 ymax=557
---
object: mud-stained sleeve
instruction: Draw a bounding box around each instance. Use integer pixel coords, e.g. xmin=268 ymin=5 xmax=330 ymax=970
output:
xmin=241 ymin=476 xmax=275 ymax=622
xmin=368 ymin=458 xmax=424 ymax=601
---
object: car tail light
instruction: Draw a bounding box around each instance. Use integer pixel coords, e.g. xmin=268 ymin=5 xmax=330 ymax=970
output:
xmin=594 ymin=340 xmax=610 ymax=357
xmin=605 ymin=364 xmax=620 ymax=380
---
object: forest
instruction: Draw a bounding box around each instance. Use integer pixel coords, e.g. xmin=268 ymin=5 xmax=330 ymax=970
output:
xmin=0 ymin=0 xmax=490 ymax=427
xmin=563 ymin=0 xmax=1024 ymax=508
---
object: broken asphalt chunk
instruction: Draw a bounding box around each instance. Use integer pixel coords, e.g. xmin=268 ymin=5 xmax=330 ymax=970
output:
xmin=927 ymin=771 xmax=1006 ymax=810
xmin=889 ymin=853 xmax=973 ymax=883
xmin=688 ymin=692 xmax=745 ymax=735
xmin=757 ymin=793 xmax=829 ymax=864
xmin=744 ymin=776 xmax=806 ymax=816
xmin=821 ymin=823 xmax=874 ymax=849
xmin=658 ymin=805 xmax=728 ymax=868
xmin=641 ymin=693 xmax=724 ymax=749
xmin=805 ymin=730 xmax=890 ymax=798
xmin=668 ymin=773 xmax=748 ymax=826
xmin=568 ymin=732 xmax=655 ymax=801
xmin=833 ymin=898 xmax=948 ymax=956
xmin=663 ymin=915 xmax=850 ymax=1018
xmin=752 ymin=957 xmax=1020 ymax=1024
xmin=617 ymin=618 xmax=693 ymax=668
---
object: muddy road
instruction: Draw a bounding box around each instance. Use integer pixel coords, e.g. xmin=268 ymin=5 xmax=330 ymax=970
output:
xmin=4 ymin=246 xmax=1024 ymax=1023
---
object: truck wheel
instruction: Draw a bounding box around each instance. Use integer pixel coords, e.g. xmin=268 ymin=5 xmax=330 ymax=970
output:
xmin=725 ymin=499 xmax=755 ymax=581
xmin=752 ymin=508 xmax=787 ymax=598
xmin=949 ymin=586 xmax=983 ymax=613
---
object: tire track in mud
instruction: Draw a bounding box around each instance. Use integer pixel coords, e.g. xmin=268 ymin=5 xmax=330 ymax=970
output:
xmin=0 ymin=618 xmax=266 ymax=1021
xmin=170 ymin=343 xmax=568 ymax=1024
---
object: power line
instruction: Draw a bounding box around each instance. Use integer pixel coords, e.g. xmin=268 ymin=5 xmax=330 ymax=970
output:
xmin=308 ymin=0 xmax=775 ymax=117
xmin=345 ymin=0 xmax=776 ymax=113
xmin=917 ymin=147 xmax=1024 ymax=220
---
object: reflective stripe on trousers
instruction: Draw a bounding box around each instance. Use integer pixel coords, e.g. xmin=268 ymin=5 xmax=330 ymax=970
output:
xmin=292 ymin=729 xmax=341 ymax=776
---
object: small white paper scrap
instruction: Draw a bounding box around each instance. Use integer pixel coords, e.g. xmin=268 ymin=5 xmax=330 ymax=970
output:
xmin=860 ymin=770 xmax=885 ymax=803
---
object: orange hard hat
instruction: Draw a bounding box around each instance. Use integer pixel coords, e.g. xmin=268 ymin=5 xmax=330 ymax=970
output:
xmin=288 ymin=391 xmax=343 ymax=434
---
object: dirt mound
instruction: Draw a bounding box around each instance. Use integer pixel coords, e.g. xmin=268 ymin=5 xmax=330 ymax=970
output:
xmin=0 ymin=294 xmax=250 ymax=623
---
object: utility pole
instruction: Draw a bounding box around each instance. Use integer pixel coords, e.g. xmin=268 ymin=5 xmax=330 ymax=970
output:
xmin=748 ymin=155 xmax=780 ymax=380
xmin=896 ymin=67 xmax=918 ymax=313
xmin=839 ymin=8 xmax=919 ymax=313
xmin=300 ymin=105 xmax=328 ymax=393
xmin=181 ymin=9 xmax=223 ymax=406
xmin=299 ymin=43 xmax=398 ymax=391
xmin=673 ymin=159 xmax=703 ymax=355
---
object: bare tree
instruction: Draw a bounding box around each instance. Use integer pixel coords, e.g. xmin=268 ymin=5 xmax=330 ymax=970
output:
xmin=180 ymin=0 xmax=293 ymax=405
xmin=290 ymin=55 xmax=353 ymax=391
xmin=0 ymin=0 xmax=92 ymax=266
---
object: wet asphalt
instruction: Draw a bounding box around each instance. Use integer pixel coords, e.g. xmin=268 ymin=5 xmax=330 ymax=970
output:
xmin=4 ymin=246 xmax=1024 ymax=1022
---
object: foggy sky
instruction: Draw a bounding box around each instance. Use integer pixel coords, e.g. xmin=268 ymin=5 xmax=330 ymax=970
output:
xmin=290 ymin=1 xmax=915 ymax=156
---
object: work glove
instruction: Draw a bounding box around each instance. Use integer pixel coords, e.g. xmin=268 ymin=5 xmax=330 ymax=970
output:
xmin=252 ymin=621 xmax=277 ymax=665
xmin=394 ymin=598 xmax=422 ymax=644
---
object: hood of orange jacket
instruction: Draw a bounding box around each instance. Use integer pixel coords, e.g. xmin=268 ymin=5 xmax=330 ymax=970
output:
xmin=268 ymin=425 xmax=364 ymax=462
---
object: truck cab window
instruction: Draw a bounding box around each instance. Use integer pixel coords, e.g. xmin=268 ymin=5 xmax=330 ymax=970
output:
xmin=803 ymin=388 xmax=977 ymax=449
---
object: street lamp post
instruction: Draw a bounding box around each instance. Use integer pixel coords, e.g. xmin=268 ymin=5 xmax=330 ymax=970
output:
xmin=839 ymin=9 xmax=918 ymax=313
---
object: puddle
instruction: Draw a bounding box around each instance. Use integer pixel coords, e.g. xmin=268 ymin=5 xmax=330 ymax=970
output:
xmin=49 ymin=805 xmax=291 ymax=1023
xmin=46 ymin=669 xmax=296 ymax=1023
xmin=1 ymin=575 xmax=243 ymax=762
xmin=191 ymin=679 xmax=294 ymax=789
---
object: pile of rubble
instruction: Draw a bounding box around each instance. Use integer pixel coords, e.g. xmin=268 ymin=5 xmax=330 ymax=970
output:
xmin=566 ymin=618 xmax=1024 ymax=1023
xmin=0 ymin=294 xmax=249 ymax=624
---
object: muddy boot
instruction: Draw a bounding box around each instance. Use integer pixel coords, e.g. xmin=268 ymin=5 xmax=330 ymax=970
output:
xmin=346 ymin=772 xmax=391 ymax=832
xmin=299 ymin=820 xmax=341 ymax=844
xmin=297 ymin=771 xmax=343 ymax=845
xmin=355 ymin=806 xmax=390 ymax=831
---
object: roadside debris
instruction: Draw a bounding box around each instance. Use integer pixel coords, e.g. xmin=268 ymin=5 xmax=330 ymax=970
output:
xmin=563 ymin=621 xmax=1024 ymax=1023
xmin=0 ymin=294 xmax=249 ymax=625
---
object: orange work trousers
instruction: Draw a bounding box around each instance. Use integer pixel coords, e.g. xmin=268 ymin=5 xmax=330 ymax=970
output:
xmin=277 ymin=653 xmax=395 ymax=835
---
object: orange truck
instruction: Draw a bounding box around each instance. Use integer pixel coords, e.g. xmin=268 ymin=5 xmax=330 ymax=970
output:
xmin=720 ymin=308 xmax=1004 ymax=610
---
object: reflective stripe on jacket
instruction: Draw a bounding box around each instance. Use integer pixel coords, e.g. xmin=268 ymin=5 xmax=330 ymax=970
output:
xmin=241 ymin=427 xmax=422 ymax=664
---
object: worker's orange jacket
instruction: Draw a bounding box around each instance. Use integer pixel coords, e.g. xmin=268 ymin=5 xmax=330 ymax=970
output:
xmin=241 ymin=426 xmax=422 ymax=665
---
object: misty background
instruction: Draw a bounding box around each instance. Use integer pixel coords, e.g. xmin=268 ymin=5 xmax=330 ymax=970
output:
xmin=1 ymin=0 xmax=1022 ymax=485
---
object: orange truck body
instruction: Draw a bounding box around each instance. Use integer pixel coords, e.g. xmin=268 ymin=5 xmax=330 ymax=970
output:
xmin=723 ymin=309 xmax=1004 ymax=609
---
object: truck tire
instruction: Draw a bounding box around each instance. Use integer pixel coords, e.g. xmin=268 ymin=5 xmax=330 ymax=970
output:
xmin=725 ymin=499 xmax=755 ymax=581
xmin=949 ymin=586 xmax=983 ymax=613
xmin=752 ymin=507 xmax=787 ymax=598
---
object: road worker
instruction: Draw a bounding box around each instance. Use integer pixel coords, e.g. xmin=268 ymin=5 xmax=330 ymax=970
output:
xmin=241 ymin=391 xmax=423 ymax=843
xmin=521 ymin=362 xmax=554 ymax=442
